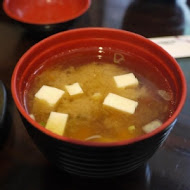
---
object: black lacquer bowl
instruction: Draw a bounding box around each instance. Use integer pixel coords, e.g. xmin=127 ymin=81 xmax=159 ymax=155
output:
xmin=11 ymin=28 xmax=186 ymax=178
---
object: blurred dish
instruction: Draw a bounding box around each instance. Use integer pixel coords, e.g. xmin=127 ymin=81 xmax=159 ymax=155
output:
xmin=3 ymin=0 xmax=91 ymax=25
xmin=3 ymin=0 xmax=91 ymax=33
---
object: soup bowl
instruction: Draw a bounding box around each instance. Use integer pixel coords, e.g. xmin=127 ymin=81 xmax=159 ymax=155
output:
xmin=3 ymin=0 xmax=91 ymax=33
xmin=11 ymin=28 xmax=186 ymax=178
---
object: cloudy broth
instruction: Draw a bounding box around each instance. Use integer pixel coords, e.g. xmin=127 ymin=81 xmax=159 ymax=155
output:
xmin=25 ymin=49 xmax=175 ymax=143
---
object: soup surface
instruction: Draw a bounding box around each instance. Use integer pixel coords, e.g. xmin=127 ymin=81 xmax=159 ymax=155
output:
xmin=26 ymin=60 xmax=174 ymax=143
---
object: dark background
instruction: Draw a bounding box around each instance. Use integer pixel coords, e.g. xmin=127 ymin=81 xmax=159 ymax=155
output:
xmin=0 ymin=0 xmax=190 ymax=189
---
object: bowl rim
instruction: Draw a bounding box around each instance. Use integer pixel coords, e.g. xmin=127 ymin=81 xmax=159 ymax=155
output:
xmin=11 ymin=27 xmax=187 ymax=147
xmin=3 ymin=0 xmax=91 ymax=25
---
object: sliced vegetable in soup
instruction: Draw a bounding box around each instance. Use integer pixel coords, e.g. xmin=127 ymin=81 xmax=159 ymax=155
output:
xmin=25 ymin=62 xmax=174 ymax=143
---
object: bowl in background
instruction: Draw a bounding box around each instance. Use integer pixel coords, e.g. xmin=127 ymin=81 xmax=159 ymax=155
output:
xmin=11 ymin=28 xmax=186 ymax=178
xmin=0 ymin=81 xmax=7 ymax=129
xmin=0 ymin=80 xmax=8 ymax=147
xmin=3 ymin=0 xmax=91 ymax=33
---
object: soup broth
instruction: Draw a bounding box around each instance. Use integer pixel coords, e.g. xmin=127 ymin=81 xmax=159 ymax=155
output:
xmin=25 ymin=52 xmax=174 ymax=143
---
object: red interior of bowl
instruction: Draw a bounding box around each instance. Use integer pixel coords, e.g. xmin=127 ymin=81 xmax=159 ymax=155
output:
xmin=11 ymin=28 xmax=186 ymax=147
xmin=3 ymin=0 xmax=91 ymax=24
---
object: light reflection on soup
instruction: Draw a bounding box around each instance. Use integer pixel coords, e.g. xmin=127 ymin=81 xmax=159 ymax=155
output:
xmin=26 ymin=62 xmax=174 ymax=143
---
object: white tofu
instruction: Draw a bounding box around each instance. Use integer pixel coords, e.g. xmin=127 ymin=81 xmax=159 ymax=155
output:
xmin=103 ymin=93 xmax=138 ymax=114
xmin=158 ymin=90 xmax=172 ymax=101
xmin=113 ymin=73 xmax=139 ymax=88
xmin=35 ymin=85 xmax=65 ymax=107
xmin=91 ymin=92 xmax=102 ymax=101
xmin=65 ymin=83 xmax=83 ymax=96
xmin=128 ymin=125 xmax=135 ymax=133
xmin=45 ymin=112 xmax=68 ymax=136
xmin=29 ymin=114 xmax=35 ymax=120
xmin=142 ymin=120 xmax=163 ymax=133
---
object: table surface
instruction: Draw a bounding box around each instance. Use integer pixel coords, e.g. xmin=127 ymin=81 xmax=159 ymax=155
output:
xmin=0 ymin=0 xmax=190 ymax=189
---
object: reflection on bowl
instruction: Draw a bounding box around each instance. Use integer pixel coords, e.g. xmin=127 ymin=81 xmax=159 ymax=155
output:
xmin=3 ymin=0 xmax=91 ymax=33
xmin=11 ymin=28 xmax=186 ymax=178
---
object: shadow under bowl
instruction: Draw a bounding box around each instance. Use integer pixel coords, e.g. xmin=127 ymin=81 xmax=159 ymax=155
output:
xmin=3 ymin=0 xmax=91 ymax=33
xmin=11 ymin=28 xmax=186 ymax=178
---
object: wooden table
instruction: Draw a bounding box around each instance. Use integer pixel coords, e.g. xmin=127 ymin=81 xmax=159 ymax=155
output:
xmin=0 ymin=0 xmax=190 ymax=189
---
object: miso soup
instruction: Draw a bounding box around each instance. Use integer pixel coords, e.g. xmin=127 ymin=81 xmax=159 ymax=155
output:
xmin=25 ymin=52 xmax=174 ymax=143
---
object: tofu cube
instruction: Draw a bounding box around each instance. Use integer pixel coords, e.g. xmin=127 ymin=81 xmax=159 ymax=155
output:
xmin=65 ymin=83 xmax=83 ymax=96
xmin=29 ymin=114 xmax=35 ymax=120
xmin=45 ymin=112 xmax=68 ymax=136
xmin=142 ymin=120 xmax=163 ymax=133
xmin=128 ymin=125 xmax=135 ymax=133
xmin=113 ymin=73 xmax=139 ymax=88
xmin=35 ymin=85 xmax=65 ymax=108
xmin=91 ymin=92 xmax=102 ymax=101
xmin=103 ymin=93 xmax=138 ymax=114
